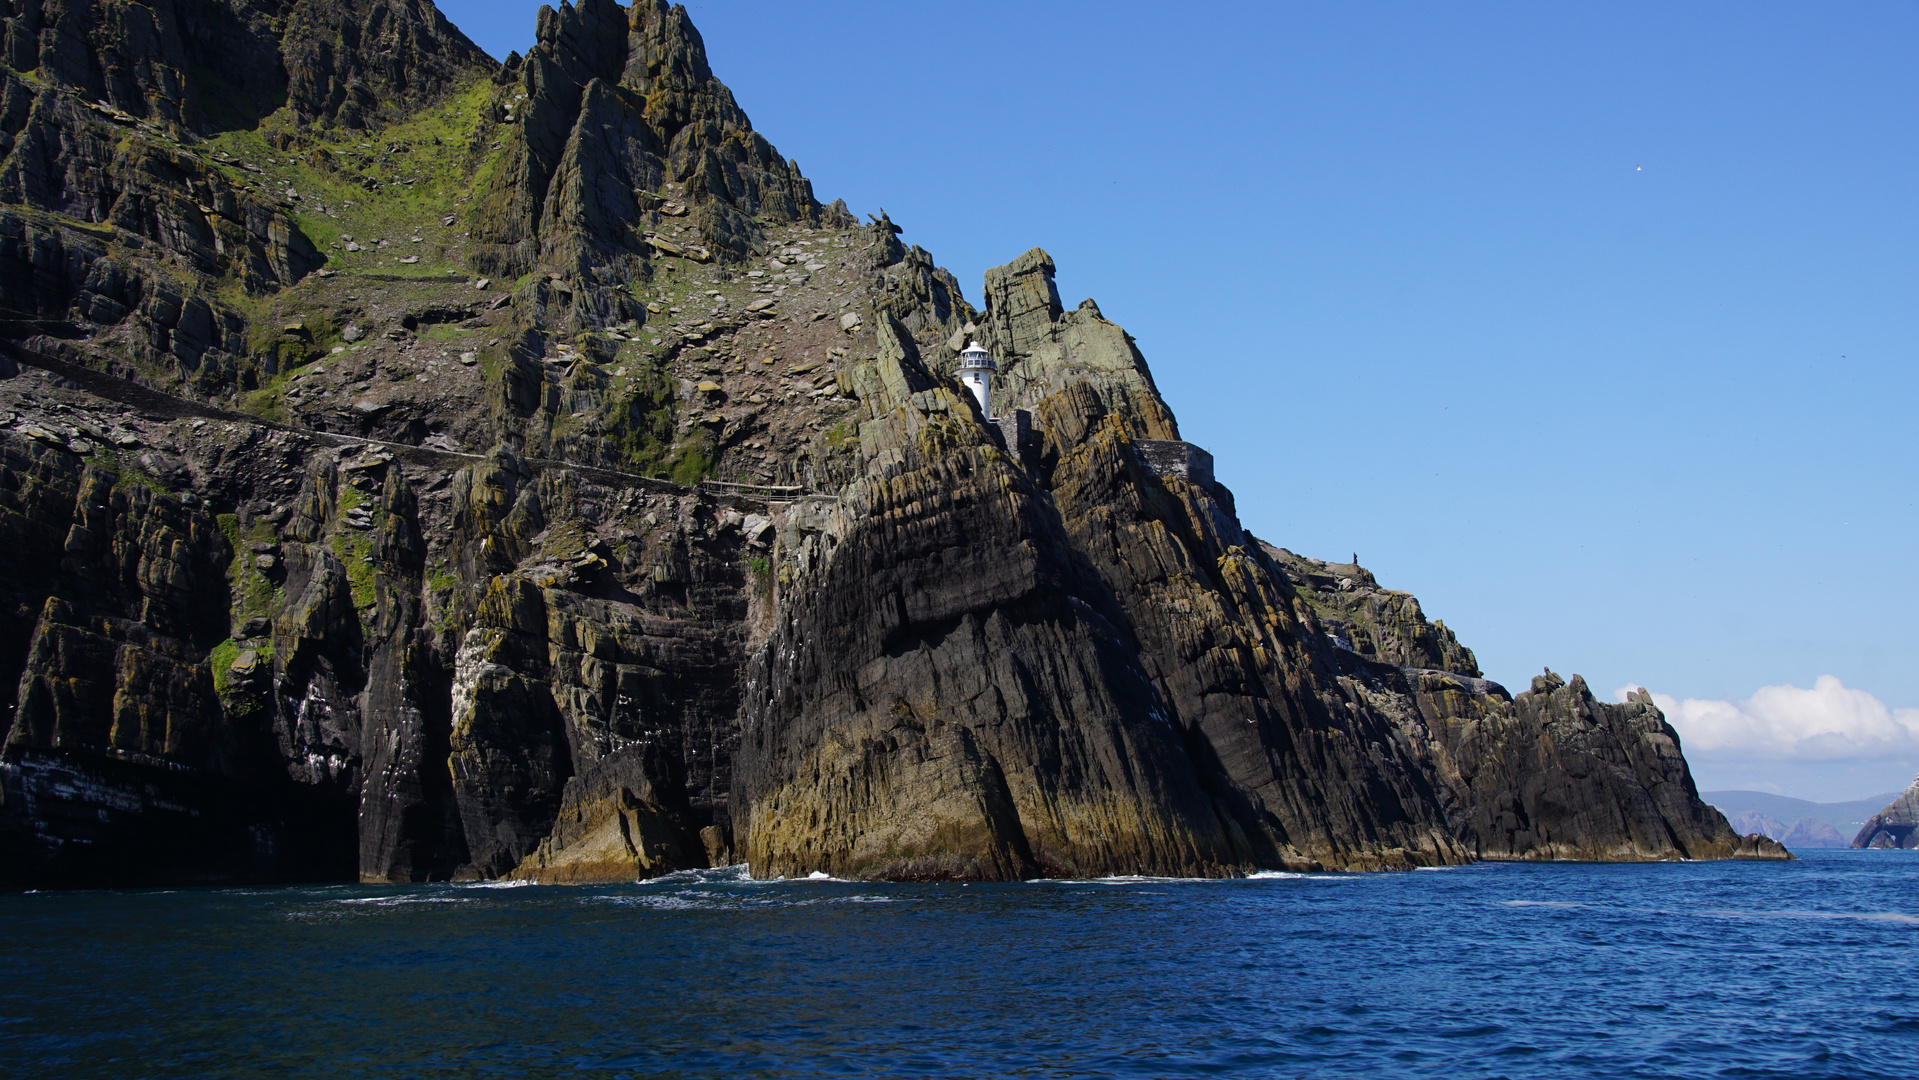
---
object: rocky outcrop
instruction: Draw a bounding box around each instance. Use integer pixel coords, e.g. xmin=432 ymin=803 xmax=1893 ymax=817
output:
xmin=970 ymin=248 xmax=1178 ymax=440
xmin=0 ymin=69 xmax=314 ymax=399
xmin=470 ymin=0 xmax=818 ymax=297
xmin=1273 ymin=548 xmax=1481 ymax=676
xmin=0 ymin=0 xmax=1781 ymax=888
xmin=0 ymin=0 xmax=490 ymax=402
xmin=508 ymin=742 xmax=705 ymax=883
xmin=277 ymin=0 xmax=498 ymax=130
xmin=731 ymin=254 xmax=1740 ymax=878
xmin=1426 ymin=674 xmax=1766 ymax=861
xmin=1852 ymin=777 xmax=1919 ymax=849
xmin=734 ymin=330 xmax=1264 ymax=880
xmin=1 ymin=0 xmax=492 ymax=134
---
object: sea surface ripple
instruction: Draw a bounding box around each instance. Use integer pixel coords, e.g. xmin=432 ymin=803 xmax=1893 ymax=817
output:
xmin=2 ymin=849 xmax=1916 ymax=1078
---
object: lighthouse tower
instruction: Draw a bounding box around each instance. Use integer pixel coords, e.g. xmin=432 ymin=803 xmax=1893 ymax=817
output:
xmin=958 ymin=341 xmax=995 ymax=420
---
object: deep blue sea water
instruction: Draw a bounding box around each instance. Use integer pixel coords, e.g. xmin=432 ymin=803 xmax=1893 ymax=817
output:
xmin=2 ymin=849 xmax=1915 ymax=1078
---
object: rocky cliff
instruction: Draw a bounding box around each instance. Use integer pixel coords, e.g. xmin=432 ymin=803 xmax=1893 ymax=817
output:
xmin=1852 ymin=776 xmax=1919 ymax=849
xmin=0 ymin=1 xmax=1787 ymax=888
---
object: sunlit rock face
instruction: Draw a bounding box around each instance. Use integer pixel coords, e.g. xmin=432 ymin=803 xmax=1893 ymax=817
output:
xmin=1854 ymin=779 xmax=1919 ymax=849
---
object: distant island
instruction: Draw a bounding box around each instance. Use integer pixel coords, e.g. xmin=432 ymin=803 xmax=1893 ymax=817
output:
xmin=1703 ymin=791 xmax=1898 ymax=849
xmin=1850 ymin=778 xmax=1919 ymax=849
xmin=1705 ymin=782 xmax=1919 ymax=850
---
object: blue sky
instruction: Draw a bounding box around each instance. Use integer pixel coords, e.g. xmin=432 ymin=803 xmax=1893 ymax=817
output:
xmin=439 ymin=2 xmax=1918 ymax=802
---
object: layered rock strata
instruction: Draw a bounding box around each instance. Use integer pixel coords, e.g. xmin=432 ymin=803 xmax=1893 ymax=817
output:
xmin=0 ymin=0 xmax=1787 ymax=888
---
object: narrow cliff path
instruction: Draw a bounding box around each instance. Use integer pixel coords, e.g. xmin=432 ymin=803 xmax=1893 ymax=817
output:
xmin=1 ymin=339 xmax=799 ymax=510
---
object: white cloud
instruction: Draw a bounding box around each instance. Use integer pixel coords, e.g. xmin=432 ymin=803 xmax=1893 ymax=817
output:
xmin=1614 ymin=676 xmax=1919 ymax=761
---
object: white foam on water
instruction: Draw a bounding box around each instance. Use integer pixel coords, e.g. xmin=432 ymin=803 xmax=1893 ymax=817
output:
xmin=1703 ymin=908 xmax=1919 ymax=926
xmin=331 ymin=895 xmax=474 ymax=907
xmin=1053 ymin=875 xmax=1225 ymax=885
xmin=630 ymin=894 xmax=710 ymax=911
xmin=585 ymin=890 xmax=718 ymax=910
xmin=580 ymin=888 xmax=904 ymax=911
xmin=642 ymin=865 xmax=754 ymax=886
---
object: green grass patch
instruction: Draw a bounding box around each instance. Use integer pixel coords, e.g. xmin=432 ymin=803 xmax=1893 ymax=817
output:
xmin=330 ymin=483 xmax=379 ymax=609
xmin=332 ymin=526 xmax=379 ymax=610
xmin=540 ymin=521 xmax=590 ymax=562
xmin=217 ymin=513 xmax=284 ymax=620
xmin=667 ymin=445 xmax=715 ymax=487
xmin=424 ymin=561 xmax=466 ymax=635
xmin=200 ymin=75 xmax=502 ymax=281
xmin=90 ymin=452 xmax=172 ymax=496
xmin=207 ymin=636 xmax=267 ymax=719
xmin=605 ymin=352 xmax=685 ymax=477
xmin=208 ymin=638 xmax=241 ymax=695
xmin=238 ymin=382 xmax=292 ymax=423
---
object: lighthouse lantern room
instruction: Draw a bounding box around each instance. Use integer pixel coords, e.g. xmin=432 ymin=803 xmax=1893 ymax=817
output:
xmin=958 ymin=341 xmax=995 ymax=420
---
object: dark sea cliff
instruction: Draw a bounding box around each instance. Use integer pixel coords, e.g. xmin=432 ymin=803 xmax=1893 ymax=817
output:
xmin=2 ymin=849 xmax=1914 ymax=1078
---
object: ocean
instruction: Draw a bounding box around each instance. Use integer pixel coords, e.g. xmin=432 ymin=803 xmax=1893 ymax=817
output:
xmin=2 ymin=849 xmax=1914 ymax=1078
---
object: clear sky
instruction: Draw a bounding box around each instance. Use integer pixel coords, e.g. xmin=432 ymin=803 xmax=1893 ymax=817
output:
xmin=438 ymin=2 xmax=1919 ymax=803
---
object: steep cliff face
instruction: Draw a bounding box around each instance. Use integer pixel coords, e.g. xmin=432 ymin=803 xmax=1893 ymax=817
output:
xmin=2 ymin=0 xmax=491 ymax=134
xmin=731 ymin=247 xmax=1772 ymax=878
xmin=734 ymin=320 xmax=1262 ymax=881
xmin=0 ymin=0 xmax=494 ymax=416
xmin=1852 ymin=777 xmax=1919 ymax=849
xmin=0 ymin=0 xmax=1785 ymax=889
xmin=468 ymin=0 xmax=824 ymax=302
xmin=0 ymin=434 xmax=358 ymax=883
xmin=1273 ymin=548 xmax=1480 ymax=676
xmin=1428 ymin=675 xmax=1772 ymax=862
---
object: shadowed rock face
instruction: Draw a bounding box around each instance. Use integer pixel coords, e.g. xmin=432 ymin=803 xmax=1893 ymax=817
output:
xmin=0 ymin=439 xmax=359 ymax=884
xmin=1853 ymin=778 xmax=1919 ymax=849
xmin=1430 ymin=674 xmax=1751 ymax=862
xmin=0 ymin=1 xmax=1785 ymax=888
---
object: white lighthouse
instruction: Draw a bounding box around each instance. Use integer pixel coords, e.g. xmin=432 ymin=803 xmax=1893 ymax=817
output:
xmin=958 ymin=340 xmax=995 ymax=420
